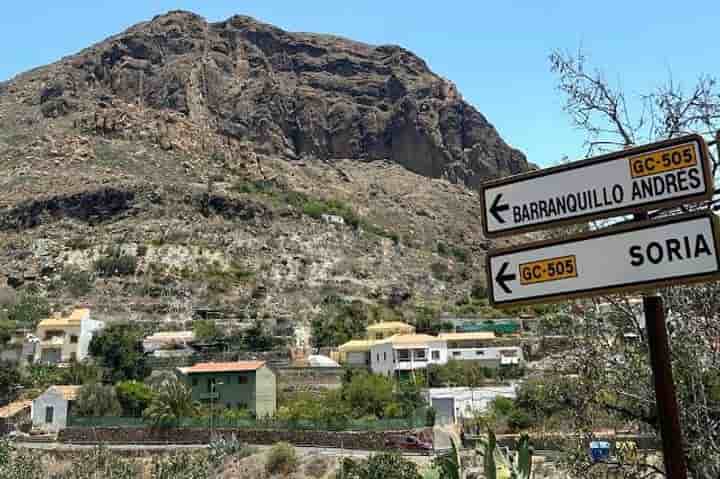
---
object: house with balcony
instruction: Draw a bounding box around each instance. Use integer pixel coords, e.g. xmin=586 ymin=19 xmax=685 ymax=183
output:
xmin=177 ymin=361 xmax=276 ymax=417
xmin=439 ymin=332 xmax=524 ymax=368
xmin=370 ymin=334 xmax=447 ymax=378
xmin=34 ymin=308 xmax=103 ymax=364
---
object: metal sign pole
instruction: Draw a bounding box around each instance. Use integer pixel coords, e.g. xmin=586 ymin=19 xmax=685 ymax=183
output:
xmin=643 ymin=295 xmax=688 ymax=479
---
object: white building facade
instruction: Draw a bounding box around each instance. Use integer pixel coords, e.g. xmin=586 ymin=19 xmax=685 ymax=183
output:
xmin=34 ymin=309 xmax=103 ymax=364
xmin=31 ymin=386 xmax=81 ymax=432
xmin=370 ymin=334 xmax=448 ymax=377
xmin=427 ymin=384 xmax=519 ymax=424
xmin=439 ymin=333 xmax=524 ymax=368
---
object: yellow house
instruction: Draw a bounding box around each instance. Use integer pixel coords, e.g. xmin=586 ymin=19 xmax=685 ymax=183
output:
xmin=34 ymin=308 xmax=103 ymax=364
xmin=366 ymin=321 xmax=415 ymax=340
xmin=337 ymin=339 xmax=380 ymax=367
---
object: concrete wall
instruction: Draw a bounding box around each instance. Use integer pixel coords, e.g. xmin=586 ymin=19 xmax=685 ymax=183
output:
xmin=78 ymin=318 xmax=103 ymax=361
xmin=31 ymin=390 xmax=70 ymax=432
xmin=370 ymin=342 xmax=394 ymax=376
xmin=254 ymin=365 xmax=276 ymax=418
xmin=345 ymin=351 xmax=370 ymax=368
xmin=59 ymin=426 xmax=434 ymax=450
xmin=276 ymin=367 xmax=342 ymax=392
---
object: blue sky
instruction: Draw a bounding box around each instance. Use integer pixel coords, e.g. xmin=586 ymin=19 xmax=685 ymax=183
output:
xmin=1 ymin=1 xmax=718 ymax=166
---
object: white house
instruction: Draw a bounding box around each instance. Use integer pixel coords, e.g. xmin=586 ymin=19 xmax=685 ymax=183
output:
xmin=426 ymin=384 xmax=519 ymax=425
xmin=34 ymin=309 xmax=103 ymax=364
xmin=31 ymin=385 xmax=81 ymax=432
xmin=370 ymin=334 xmax=448 ymax=378
xmin=439 ymin=332 xmax=524 ymax=368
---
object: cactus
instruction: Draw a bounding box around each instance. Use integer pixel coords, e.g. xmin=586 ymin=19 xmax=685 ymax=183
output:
xmin=477 ymin=429 xmax=533 ymax=479
xmin=512 ymin=434 xmax=533 ymax=479
xmin=484 ymin=430 xmax=498 ymax=479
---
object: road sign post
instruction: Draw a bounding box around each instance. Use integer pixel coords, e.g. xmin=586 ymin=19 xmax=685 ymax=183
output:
xmin=480 ymin=136 xmax=718 ymax=479
xmin=486 ymin=212 xmax=720 ymax=307
xmin=644 ymin=295 xmax=688 ymax=479
xmin=481 ymin=135 xmax=712 ymax=237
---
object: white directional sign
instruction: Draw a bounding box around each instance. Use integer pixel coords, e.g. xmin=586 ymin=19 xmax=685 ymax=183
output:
xmin=481 ymin=135 xmax=712 ymax=237
xmin=486 ymin=212 xmax=720 ymax=307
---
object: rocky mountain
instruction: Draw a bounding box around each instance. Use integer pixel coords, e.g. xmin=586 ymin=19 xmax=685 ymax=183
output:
xmin=0 ymin=11 xmax=530 ymax=337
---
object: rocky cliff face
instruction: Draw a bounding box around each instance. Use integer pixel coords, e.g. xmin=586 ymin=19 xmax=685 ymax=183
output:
xmin=27 ymin=10 xmax=528 ymax=186
xmin=0 ymin=11 xmax=528 ymax=334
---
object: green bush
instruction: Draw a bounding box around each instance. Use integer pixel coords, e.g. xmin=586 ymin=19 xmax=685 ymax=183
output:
xmin=508 ymin=408 xmax=533 ymax=431
xmin=94 ymin=248 xmax=137 ymax=277
xmin=60 ymin=268 xmax=95 ymax=296
xmin=74 ymin=383 xmax=122 ymax=417
xmin=266 ymin=442 xmax=298 ymax=475
xmin=116 ymin=380 xmax=156 ymax=417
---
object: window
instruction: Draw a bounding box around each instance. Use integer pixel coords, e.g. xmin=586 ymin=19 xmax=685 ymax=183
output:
xmin=383 ymin=352 xmax=387 ymax=361
xmin=431 ymin=350 xmax=440 ymax=360
xmin=475 ymin=350 xmax=485 ymax=356
xmin=70 ymin=335 xmax=78 ymax=344
xmin=397 ymin=350 xmax=410 ymax=361
xmin=45 ymin=406 xmax=54 ymax=423
xmin=238 ymin=375 xmax=249 ymax=384
xmin=414 ymin=349 xmax=426 ymax=361
xmin=376 ymin=353 xmax=380 ymax=361
xmin=192 ymin=378 xmax=198 ymax=386
xmin=453 ymin=351 xmax=461 ymax=357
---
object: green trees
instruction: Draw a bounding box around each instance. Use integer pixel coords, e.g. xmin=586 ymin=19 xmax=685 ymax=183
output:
xmin=116 ymin=380 xmax=155 ymax=417
xmin=63 ymin=360 xmax=103 ymax=385
xmin=0 ymin=362 xmax=21 ymax=400
xmin=143 ymin=377 xmax=197 ymax=426
xmin=344 ymin=371 xmax=394 ymax=418
xmin=242 ymin=319 xmax=276 ymax=351
xmin=89 ymin=323 xmax=147 ymax=382
xmin=278 ymin=372 xmax=427 ymax=425
xmin=343 ymin=452 xmax=422 ymax=479
xmin=192 ymin=319 xmax=221 ymax=341
xmin=427 ymin=360 xmax=497 ymax=387
xmin=74 ymin=383 xmax=122 ymax=417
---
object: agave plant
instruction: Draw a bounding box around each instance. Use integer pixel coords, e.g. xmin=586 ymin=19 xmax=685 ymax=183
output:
xmin=477 ymin=429 xmax=533 ymax=479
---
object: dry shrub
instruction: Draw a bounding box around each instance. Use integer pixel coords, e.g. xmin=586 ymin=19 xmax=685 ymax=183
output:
xmin=265 ymin=442 xmax=298 ymax=476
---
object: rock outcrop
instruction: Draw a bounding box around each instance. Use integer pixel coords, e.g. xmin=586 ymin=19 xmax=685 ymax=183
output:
xmin=30 ymin=10 xmax=529 ymax=186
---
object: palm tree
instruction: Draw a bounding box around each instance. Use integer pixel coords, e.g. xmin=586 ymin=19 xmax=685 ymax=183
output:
xmin=143 ymin=377 xmax=198 ymax=427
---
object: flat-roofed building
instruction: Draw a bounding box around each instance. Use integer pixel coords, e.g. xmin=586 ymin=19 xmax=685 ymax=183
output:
xmin=439 ymin=332 xmax=523 ymax=368
xmin=370 ymin=334 xmax=447 ymax=378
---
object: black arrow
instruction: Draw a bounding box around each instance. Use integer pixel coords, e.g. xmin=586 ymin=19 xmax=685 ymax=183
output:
xmin=490 ymin=193 xmax=510 ymax=224
xmin=495 ymin=262 xmax=516 ymax=294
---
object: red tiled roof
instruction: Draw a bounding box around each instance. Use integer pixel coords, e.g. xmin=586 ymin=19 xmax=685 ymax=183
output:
xmin=181 ymin=361 xmax=266 ymax=374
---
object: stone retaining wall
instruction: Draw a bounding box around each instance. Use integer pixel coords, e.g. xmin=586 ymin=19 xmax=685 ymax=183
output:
xmin=59 ymin=427 xmax=433 ymax=450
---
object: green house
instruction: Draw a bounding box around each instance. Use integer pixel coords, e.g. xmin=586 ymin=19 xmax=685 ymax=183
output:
xmin=178 ymin=361 xmax=276 ymax=417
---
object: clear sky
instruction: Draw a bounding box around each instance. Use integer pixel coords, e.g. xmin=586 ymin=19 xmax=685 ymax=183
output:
xmin=1 ymin=1 xmax=718 ymax=166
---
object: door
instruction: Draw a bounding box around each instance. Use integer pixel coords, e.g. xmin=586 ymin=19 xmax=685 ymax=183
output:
xmin=45 ymin=406 xmax=54 ymax=424
xmin=432 ymin=398 xmax=455 ymax=425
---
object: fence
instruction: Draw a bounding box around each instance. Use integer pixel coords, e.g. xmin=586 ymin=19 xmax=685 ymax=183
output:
xmin=67 ymin=412 xmax=430 ymax=432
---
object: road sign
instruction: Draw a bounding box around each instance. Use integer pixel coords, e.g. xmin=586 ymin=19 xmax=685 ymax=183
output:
xmin=486 ymin=212 xmax=720 ymax=307
xmin=481 ymin=135 xmax=713 ymax=237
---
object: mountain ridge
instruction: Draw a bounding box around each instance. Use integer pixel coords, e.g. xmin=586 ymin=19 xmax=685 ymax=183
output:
xmin=0 ymin=10 xmax=528 ymax=335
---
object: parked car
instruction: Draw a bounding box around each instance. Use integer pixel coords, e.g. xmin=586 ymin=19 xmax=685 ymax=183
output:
xmin=384 ymin=435 xmax=433 ymax=454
